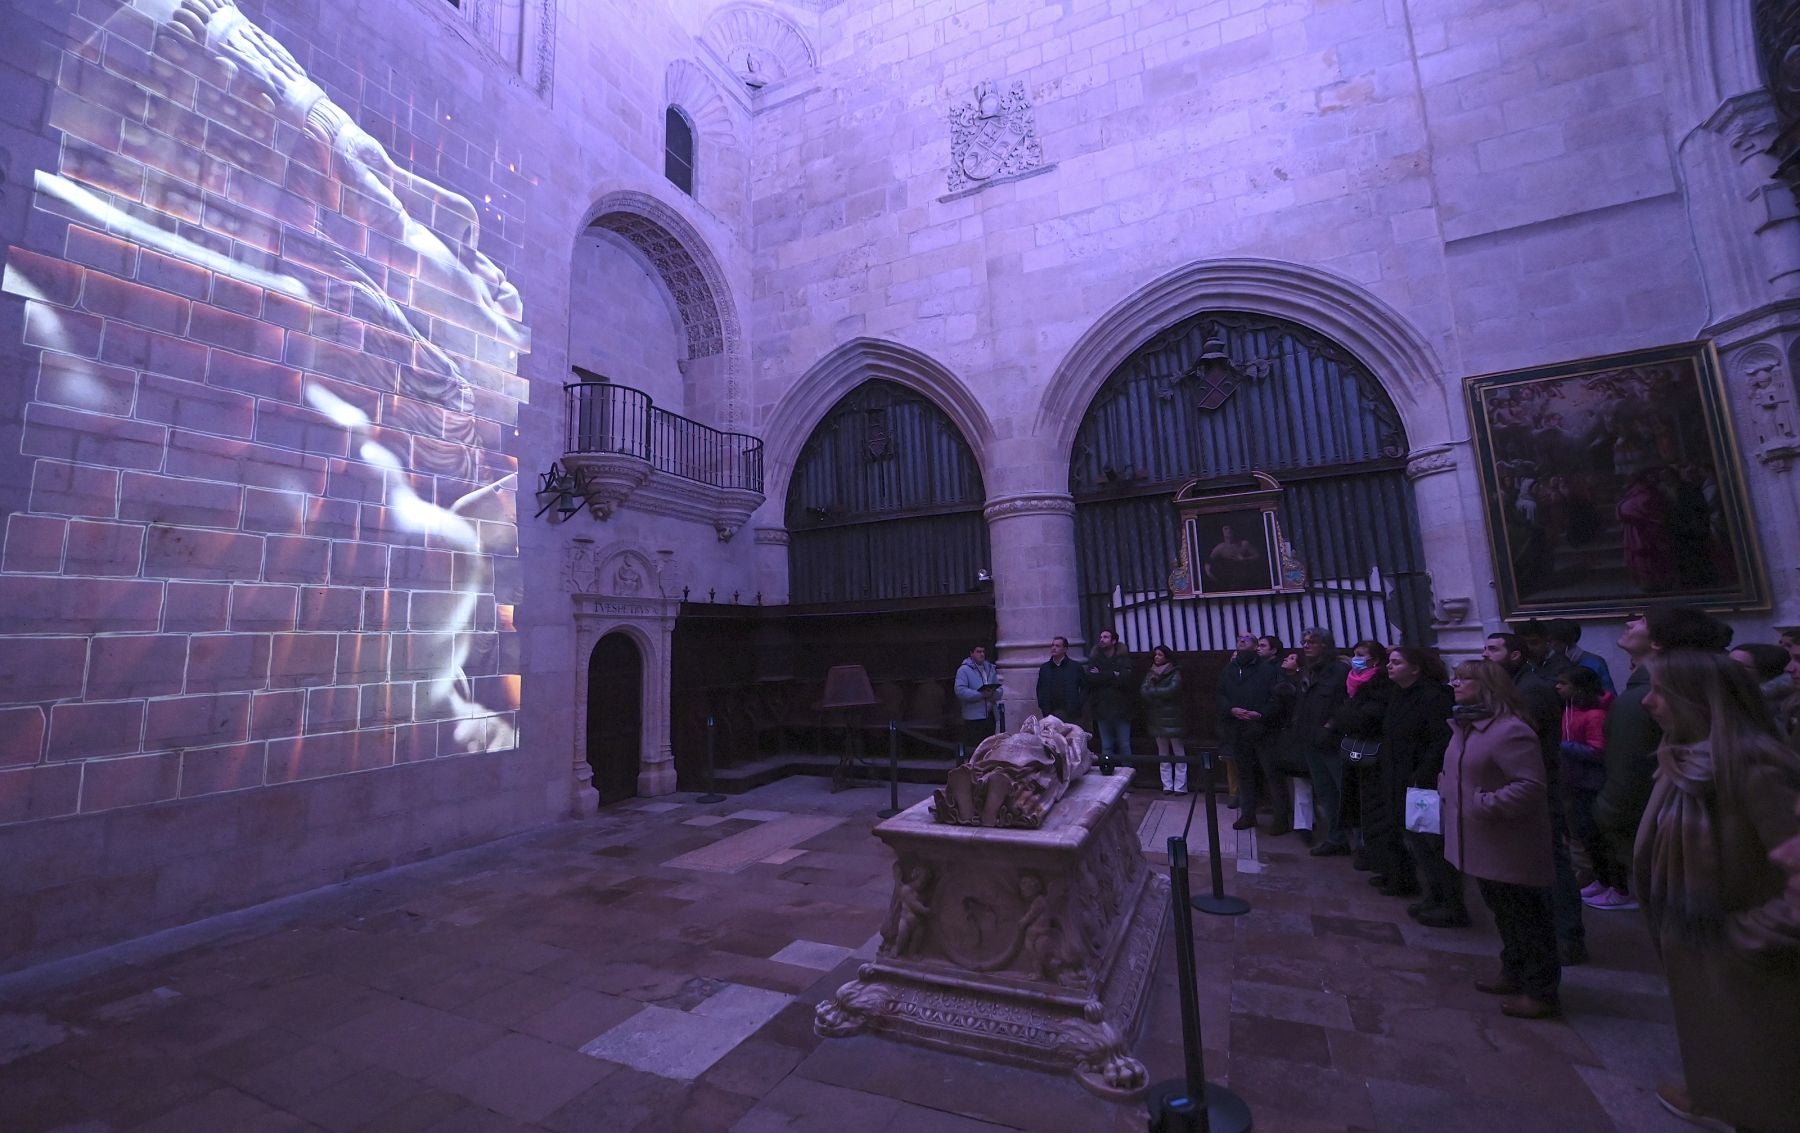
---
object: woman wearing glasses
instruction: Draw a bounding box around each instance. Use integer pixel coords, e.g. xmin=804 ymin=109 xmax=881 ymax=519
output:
xmin=1441 ymin=660 xmax=1560 ymax=1019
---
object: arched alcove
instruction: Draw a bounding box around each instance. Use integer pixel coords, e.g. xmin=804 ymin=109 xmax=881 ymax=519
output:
xmin=665 ymin=60 xmax=745 ymax=222
xmin=784 ymin=380 xmax=989 ymax=604
xmin=577 ymin=190 xmax=744 ymax=428
xmin=1069 ymin=311 xmax=1432 ymax=649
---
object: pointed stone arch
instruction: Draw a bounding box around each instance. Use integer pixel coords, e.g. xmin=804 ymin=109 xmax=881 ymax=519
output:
xmin=762 ymin=337 xmax=996 ymax=516
xmin=581 ymin=190 xmax=745 ymax=428
xmin=701 ymin=3 xmax=817 ymax=91
xmin=1035 ymin=258 xmax=1450 ymax=464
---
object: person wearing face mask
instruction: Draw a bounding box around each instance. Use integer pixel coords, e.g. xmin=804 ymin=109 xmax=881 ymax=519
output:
xmin=1331 ymin=639 xmax=1393 ymax=872
xmin=1216 ymin=630 xmax=1280 ymax=827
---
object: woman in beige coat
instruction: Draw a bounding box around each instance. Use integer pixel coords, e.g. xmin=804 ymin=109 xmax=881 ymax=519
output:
xmin=1440 ymin=660 xmax=1560 ymax=1018
xmin=1636 ymin=650 xmax=1800 ymax=1133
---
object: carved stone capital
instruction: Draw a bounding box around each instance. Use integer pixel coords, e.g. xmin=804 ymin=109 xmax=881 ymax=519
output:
xmin=1701 ymin=90 xmax=1780 ymax=158
xmin=1404 ymin=445 xmax=1457 ymax=481
xmin=981 ymin=493 xmax=1076 ymax=523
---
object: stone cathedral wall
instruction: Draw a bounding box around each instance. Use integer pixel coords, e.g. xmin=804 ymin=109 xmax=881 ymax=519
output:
xmin=747 ymin=0 xmax=1704 ymax=449
xmin=0 ymin=0 xmax=756 ymax=969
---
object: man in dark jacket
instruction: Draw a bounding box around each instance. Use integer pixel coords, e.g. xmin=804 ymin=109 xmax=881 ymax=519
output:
xmin=1035 ymin=636 xmax=1086 ymax=722
xmin=1085 ymin=628 xmax=1134 ymax=775
xmin=1293 ymin=627 xmax=1351 ymax=855
xmin=1217 ymin=630 xmax=1280 ymax=829
xmin=1484 ymin=630 xmax=1585 ymax=963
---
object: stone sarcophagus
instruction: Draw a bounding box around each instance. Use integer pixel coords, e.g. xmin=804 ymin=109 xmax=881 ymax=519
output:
xmin=814 ymin=769 xmax=1167 ymax=1099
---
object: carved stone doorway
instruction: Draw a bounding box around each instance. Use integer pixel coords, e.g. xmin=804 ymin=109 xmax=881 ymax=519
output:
xmin=568 ymin=540 xmax=680 ymax=812
xmin=587 ymin=632 xmax=644 ymax=807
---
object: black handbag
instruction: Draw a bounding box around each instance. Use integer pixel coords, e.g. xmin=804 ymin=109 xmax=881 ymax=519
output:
xmin=1339 ymin=736 xmax=1381 ymax=766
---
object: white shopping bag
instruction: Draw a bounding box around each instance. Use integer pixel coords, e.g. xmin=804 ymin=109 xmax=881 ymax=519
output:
xmin=1404 ymin=786 xmax=1441 ymax=835
xmin=1291 ymin=776 xmax=1313 ymax=831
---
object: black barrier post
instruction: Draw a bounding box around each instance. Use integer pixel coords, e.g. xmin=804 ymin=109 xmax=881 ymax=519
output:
xmin=697 ymin=715 xmax=726 ymax=804
xmin=1146 ymin=837 xmax=1252 ymax=1133
xmin=879 ymin=720 xmax=902 ymax=818
xmin=1191 ymin=750 xmax=1250 ymax=917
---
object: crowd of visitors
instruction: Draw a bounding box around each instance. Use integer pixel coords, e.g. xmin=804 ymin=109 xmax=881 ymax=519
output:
xmin=1030 ymin=611 xmax=1800 ymax=1132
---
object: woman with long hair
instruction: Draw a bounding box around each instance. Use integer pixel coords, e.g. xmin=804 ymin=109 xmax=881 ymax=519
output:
xmin=1635 ymin=650 xmax=1800 ymax=1132
xmin=1142 ymin=646 xmax=1187 ymax=795
xmin=1441 ymin=659 xmax=1560 ymax=1018
xmin=1386 ymin=646 xmax=1459 ymax=921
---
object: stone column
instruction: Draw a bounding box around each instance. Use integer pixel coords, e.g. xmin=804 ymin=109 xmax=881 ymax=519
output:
xmin=1718 ymin=334 xmax=1800 ymax=623
xmin=983 ymin=491 xmax=1080 ymax=729
xmin=1404 ymin=444 xmax=1496 ymax=659
xmin=1679 ymin=92 xmax=1800 ymax=622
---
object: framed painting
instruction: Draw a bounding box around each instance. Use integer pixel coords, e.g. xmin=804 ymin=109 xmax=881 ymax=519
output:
xmin=1465 ymin=341 xmax=1766 ymax=618
xmin=1168 ymin=472 xmax=1307 ymax=598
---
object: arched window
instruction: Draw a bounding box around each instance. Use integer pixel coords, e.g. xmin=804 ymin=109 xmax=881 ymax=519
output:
xmin=665 ymin=106 xmax=695 ymax=196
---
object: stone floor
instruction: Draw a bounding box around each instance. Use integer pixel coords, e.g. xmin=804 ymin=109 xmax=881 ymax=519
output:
xmin=0 ymin=776 xmax=1694 ymax=1133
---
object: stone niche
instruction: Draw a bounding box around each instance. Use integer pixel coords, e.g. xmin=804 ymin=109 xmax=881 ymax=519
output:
xmin=814 ymin=774 xmax=1167 ymax=1099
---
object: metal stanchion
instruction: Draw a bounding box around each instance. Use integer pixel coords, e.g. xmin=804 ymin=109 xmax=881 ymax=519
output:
xmin=1146 ymin=836 xmax=1253 ymax=1133
xmin=696 ymin=715 xmax=726 ymax=804
xmin=879 ymin=720 xmax=902 ymax=818
xmin=1191 ymin=750 xmax=1249 ymax=917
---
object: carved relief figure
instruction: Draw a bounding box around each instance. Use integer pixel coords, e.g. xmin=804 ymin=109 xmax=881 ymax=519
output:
xmin=1740 ymin=345 xmax=1800 ymax=470
xmin=882 ymin=861 xmax=933 ymax=956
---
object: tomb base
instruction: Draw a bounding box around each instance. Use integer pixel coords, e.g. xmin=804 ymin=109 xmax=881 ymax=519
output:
xmin=814 ymin=772 xmax=1167 ymax=1100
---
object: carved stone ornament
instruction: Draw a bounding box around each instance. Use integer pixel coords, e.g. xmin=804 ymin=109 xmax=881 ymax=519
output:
xmin=814 ymin=773 xmax=1166 ymax=1100
xmin=561 ymin=450 xmax=653 ymax=518
xmin=981 ymin=493 xmax=1077 ymax=523
xmin=1432 ymin=595 xmax=1473 ymax=627
xmin=947 ymin=80 xmax=1046 ymax=194
xmin=1405 ymin=445 xmax=1458 ymax=480
xmin=1735 ymin=343 xmax=1800 ymax=471
xmin=562 ymin=542 xmax=601 ymax=593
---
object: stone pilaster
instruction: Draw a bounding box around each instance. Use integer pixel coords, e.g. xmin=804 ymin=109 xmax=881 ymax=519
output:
xmin=1404 ymin=444 xmax=1494 ymax=659
xmin=982 ymin=491 xmax=1080 ymax=726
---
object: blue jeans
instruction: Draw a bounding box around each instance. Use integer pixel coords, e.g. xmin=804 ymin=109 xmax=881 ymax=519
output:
xmin=1305 ymin=746 xmax=1347 ymax=848
xmin=1094 ymin=719 xmax=1130 ymax=770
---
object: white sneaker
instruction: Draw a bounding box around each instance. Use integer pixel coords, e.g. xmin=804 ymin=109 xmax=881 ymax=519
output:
xmin=1578 ymin=879 xmax=1606 ymax=900
xmin=1583 ymin=887 xmax=1639 ymax=911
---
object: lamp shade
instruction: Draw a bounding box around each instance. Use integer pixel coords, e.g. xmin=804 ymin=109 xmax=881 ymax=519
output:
xmin=819 ymin=664 xmax=879 ymax=709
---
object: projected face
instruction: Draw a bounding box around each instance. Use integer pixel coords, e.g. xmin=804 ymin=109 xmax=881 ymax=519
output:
xmin=7 ymin=0 xmax=530 ymax=758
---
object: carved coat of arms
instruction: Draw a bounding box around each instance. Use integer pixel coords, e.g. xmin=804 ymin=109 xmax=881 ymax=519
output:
xmin=948 ymin=80 xmax=1045 ymax=193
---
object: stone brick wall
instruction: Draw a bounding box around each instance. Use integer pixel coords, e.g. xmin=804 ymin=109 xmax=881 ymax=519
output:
xmin=746 ymin=0 xmax=1705 ymax=434
xmin=0 ymin=0 xmax=757 ymax=969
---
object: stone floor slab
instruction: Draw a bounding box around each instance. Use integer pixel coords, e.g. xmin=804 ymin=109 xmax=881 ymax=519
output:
xmin=0 ymin=777 xmax=1685 ymax=1133
xmin=666 ymin=816 xmax=845 ymax=874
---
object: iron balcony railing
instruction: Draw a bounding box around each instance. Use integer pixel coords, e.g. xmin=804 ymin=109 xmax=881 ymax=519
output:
xmin=565 ymin=380 xmax=764 ymax=492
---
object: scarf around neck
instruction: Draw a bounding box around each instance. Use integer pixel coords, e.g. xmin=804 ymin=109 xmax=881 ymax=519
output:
xmin=1345 ymin=665 xmax=1377 ymax=698
xmin=1636 ymin=741 xmax=1724 ymax=941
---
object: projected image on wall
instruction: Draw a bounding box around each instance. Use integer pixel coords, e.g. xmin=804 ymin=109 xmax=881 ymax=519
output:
xmin=0 ymin=0 xmax=528 ymax=808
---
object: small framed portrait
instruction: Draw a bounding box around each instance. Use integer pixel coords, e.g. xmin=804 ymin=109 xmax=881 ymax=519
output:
xmin=1168 ymin=473 xmax=1305 ymax=598
xmin=1465 ymin=341 xmax=1766 ymax=618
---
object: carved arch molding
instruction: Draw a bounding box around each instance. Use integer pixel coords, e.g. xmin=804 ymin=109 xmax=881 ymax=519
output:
xmin=701 ymin=3 xmax=818 ymax=90
xmin=585 ymin=191 xmax=744 ymax=424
